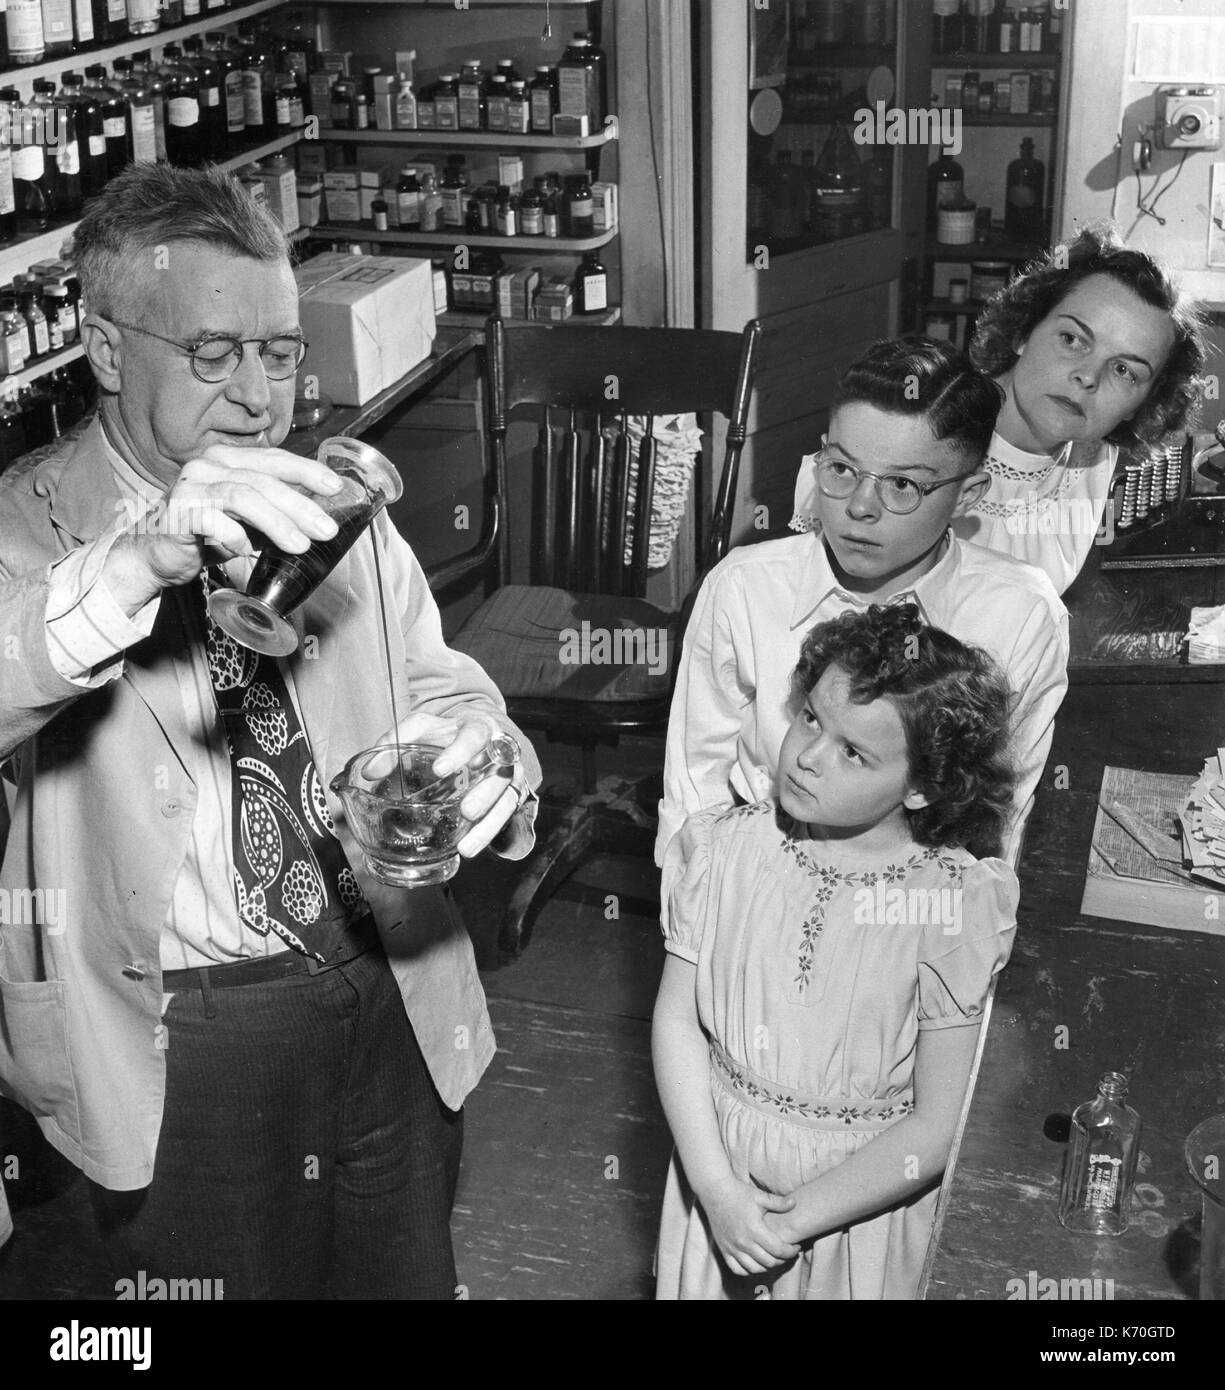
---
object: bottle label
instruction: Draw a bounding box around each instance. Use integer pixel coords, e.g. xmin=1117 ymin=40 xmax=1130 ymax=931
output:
xmin=570 ymin=194 xmax=594 ymax=219
xmin=520 ymin=207 xmax=543 ymax=235
xmin=416 ymin=100 xmax=435 ymax=130
xmin=582 ymin=273 xmax=607 ymax=311
xmin=435 ymin=96 xmax=458 ymax=130
xmin=0 ymin=151 xmax=14 ymax=216
xmin=226 ymin=78 xmax=246 ymax=132
xmin=557 ymin=66 xmax=592 ymax=118
xmin=107 ymin=0 xmax=126 ymax=20
xmin=397 ymin=190 xmax=419 ymax=223
xmin=11 ymin=145 xmax=45 ymax=180
xmin=127 ymin=0 xmax=158 ymax=21
xmin=130 ymin=106 xmax=157 ymax=164
xmin=32 ymin=317 xmax=49 ymax=356
xmin=169 ymin=98 xmax=199 ymax=128
xmin=508 ymin=102 xmax=530 ymax=134
xmin=103 ymin=116 xmax=126 ymax=140
xmin=276 ymin=95 xmax=291 ymax=125
xmin=1085 ymin=1154 xmax=1123 ymax=1210
xmin=486 ymin=97 xmax=509 ymax=131
xmin=57 ymin=141 xmax=80 ymax=175
xmin=543 ymin=210 xmax=560 ymax=237
xmin=373 ymin=209 xmax=388 ymax=231
xmin=202 ymin=85 xmax=220 ymax=108
xmin=458 ymin=95 xmax=481 ymax=130
xmin=88 ymin=134 xmax=107 ymax=157
xmin=441 ymin=187 xmax=464 ymax=227
xmin=935 ymin=179 xmax=963 ymax=209
xmin=72 ymin=0 xmax=95 ymax=43
xmin=243 ymin=74 xmax=263 ymax=126
xmin=183 ymin=0 xmax=200 ymax=14
xmin=5 ymin=328 xmax=27 ymax=374
xmin=43 ymin=0 xmax=72 ymax=41
xmin=395 ymin=96 xmax=417 ymax=130
xmin=7 ymin=0 xmax=43 ymax=58
xmin=48 ymin=315 xmax=64 ymax=352
xmin=1008 ymin=182 xmax=1038 ymax=208
xmin=530 ymin=90 xmax=553 ymax=131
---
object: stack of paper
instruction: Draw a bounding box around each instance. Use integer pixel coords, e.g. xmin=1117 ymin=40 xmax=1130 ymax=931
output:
xmin=1179 ymin=749 xmax=1225 ymax=888
xmin=1186 ymin=605 xmax=1225 ymax=663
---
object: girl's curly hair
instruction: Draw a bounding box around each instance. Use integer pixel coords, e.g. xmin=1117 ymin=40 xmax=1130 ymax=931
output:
xmin=969 ymin=223 xmax=1209 ymax=451
xmin=791 ymin=604 xmax=1016 ymax=859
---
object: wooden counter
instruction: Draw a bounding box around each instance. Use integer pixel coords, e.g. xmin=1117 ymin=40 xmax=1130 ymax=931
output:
xmin=922 ymin=598 xmax=1225 ymax=1299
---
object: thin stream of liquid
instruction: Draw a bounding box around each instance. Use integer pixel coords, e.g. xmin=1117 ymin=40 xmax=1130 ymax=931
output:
xmin=368 ymin=522 xmax=407 ymax=799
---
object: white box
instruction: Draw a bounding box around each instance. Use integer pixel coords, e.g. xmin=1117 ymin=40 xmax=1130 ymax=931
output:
xmin=295 ymin=252 xmax=437 ymax=406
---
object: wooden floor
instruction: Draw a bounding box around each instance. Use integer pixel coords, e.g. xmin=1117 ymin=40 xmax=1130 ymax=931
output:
xmin=0 ymin=741 xmax=671 ymax=1303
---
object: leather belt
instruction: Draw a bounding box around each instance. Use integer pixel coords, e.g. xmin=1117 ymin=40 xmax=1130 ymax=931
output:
xmin=162 ymin=915 xmax=379 ymax=991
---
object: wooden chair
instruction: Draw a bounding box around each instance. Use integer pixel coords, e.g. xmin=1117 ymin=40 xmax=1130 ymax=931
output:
xmin=432 ymin=314 xmax=762 ymax=959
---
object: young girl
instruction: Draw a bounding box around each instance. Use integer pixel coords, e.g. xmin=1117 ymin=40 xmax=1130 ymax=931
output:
xmin=791 ymin=224 xmax=1208 ymax=595
xmin=652 ymin=604 xmax=1018 ymax=1300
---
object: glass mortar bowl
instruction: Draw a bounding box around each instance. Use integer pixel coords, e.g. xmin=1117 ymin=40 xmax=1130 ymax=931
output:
xmin=331 ymin=738 xmax=519 ymax=888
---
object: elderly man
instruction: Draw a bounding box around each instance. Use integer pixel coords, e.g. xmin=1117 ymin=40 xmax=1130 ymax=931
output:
xmin=0 ymin=164 xmax=539 ymax=1299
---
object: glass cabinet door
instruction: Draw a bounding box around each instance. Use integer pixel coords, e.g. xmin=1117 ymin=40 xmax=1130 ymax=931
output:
xmin=746 ymin=0 xmax=902 ymax=260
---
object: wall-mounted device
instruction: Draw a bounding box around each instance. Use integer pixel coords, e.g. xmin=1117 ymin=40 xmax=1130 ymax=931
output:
xmin=1157 ymin=86 xmax=1222 ymax=149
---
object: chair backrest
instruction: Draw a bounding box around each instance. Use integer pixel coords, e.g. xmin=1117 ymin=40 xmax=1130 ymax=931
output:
xmin=428 ymin=316 xmax=761 ymax=601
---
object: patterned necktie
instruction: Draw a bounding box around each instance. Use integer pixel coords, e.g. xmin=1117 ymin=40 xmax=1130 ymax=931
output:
xmin=197 ymin=568 xmax=366 ymax=962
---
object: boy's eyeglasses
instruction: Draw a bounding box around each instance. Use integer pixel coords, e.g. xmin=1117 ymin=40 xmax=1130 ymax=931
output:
xmin=815 ymin=455 xmax=980 ymax=515
xmin=108 ymin=319 xmax=308 ymax=383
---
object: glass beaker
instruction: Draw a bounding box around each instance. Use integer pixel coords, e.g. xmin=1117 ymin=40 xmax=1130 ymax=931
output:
xmin=331 ymin=736 xmax=521 ymax=887
xmin=208 ymin=436 xmax=403 ymax=657
xmin=1185 ymin=1114 xmax=1225 ymax=1300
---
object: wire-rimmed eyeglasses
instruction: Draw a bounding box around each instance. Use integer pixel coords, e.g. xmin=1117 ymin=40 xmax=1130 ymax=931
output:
xmin=815 ymin=454 xmax=980 ymax=515
xmin=107 ymin=319 xmax=308 ymax=383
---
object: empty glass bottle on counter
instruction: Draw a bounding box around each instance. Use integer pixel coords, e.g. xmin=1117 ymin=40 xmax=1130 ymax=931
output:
xmin=1058 ymin=1072 xmax=1141 ymax=1236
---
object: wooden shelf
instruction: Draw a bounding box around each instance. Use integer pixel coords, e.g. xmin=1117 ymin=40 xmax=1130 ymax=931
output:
xmin=5 ymin=341 xmax=85 ymax=390
xmin=320 ymin=124 xmax=617 ymax=151
xmin=0 ymin=131 xmax=303 ymax=323
xmin=0 ymin=0 xmax=287 ymax=94
xmin=309 ymin=225 xmax=616 ymax=252
xmin=931 ymin=50 xmax=1063 ymax=69
xmin=925 ymin=236 xmax=1046 ymax=263
xmin=438 ymin=306 xmax=621 ymax=328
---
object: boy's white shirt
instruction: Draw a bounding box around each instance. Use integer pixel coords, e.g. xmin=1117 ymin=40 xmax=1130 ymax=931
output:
xmin=656 ymin=526 xmax=1070 ymax=870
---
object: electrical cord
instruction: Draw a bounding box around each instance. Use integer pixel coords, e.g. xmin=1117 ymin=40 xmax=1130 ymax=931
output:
xmin=1134 ymin=149 xmax=1190 ymax=226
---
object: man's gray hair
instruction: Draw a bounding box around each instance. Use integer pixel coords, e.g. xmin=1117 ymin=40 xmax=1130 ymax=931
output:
xmin=72 ymin=163 xmax=290 ymax=322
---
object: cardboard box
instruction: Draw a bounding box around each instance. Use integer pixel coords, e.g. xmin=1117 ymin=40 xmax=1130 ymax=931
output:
xmin=359 ymin=168 xmax=381 ymax=221
xmin=1009 ymin=72 xmax=1031 ymax=115
xmin=496 ymin=265 xmax=540 ymax=320
xmin=309 ymin=73 xmax=336 ymax=127
xmin=497 ymin=155 xmax=524 ymax=195
xmin=295 ymin=252 xmax=437 ymax=406
xmin=592 ymin=181 xmax=618 ymax=233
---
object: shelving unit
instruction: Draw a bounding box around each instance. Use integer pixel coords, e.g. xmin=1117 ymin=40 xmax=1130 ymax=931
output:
xmin=304 ymin=0 xmax=620 ymax=321
xmin=0 ymin=0 xmax=307 ymax=386
xmin=919 ymin=22 xmax=1067 ymax=346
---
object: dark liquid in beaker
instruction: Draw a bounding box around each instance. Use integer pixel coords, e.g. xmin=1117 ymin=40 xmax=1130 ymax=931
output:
xmin=246 ymin=498 xmax=375 ymax=616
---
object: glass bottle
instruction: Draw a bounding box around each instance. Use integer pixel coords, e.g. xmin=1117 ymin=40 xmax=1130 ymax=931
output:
xmin=415 ymin=78 xmax=436 ymax=131
xmin=61 ymin=72 xmax=109 ymax=200
xmin=126 ymin=0 xmax=159 ymax=38
xmin=10 ymin=92 xmax=54 ymax=233
xmin=0 ymin=382 xmax=29 ymax=474
xmin=239 ymin=35 xmax=271 ymax=137
xmin=34 ymin=78 xmax=82 ymax=218
xmin=41 ymin=0 xmax=74 ymax=57
xmin=164 ymin=48 xmax=202 ymax=165
xmin=485 ymin=74 xmax=509 ymax=132
xmin=567 ymin=172 xmax=594 ymax=237
xmin=457 ymin=59 xmax=485 ymax=131
xmin=395 ymin=72 xmax=417 ymax=130
xmin=371 ymin=193 xmax=388 ymax=232
xmin=570 ymin=30 xmax=607 ymax=126
xmin=558 ymin=34 xmax=601 ymax=129
xmin=113 ymin=57 xmax=160 ymax=167
xmin=1059 ymin=1073 xmax=1141 ymax=1236
xmin=1005 ymin=136 xmax=1045 ymax=242
xmin=92 ymin=0 xmax=128 ymax=44
xmin=184 ymin=36 xmax=226 ymax=152
xmin=969 ymin=0 xmax=997 ymax=52
xmin=507 ymin=80 xmax=530 ymax=135
xmin=84 ymin=65 xmax=128 ymax=179
xmin=926 ymin=144 xmax=964 ymax=231
xmin=15 ymin=275 xmax=51 ymax=359
xmin=131 ymin=52 xmax=169 ymax=164
xmin=163 ymin=0 xmax=184 ymax=25
xmin=0 ymin=118 xmax=15 ymax=247
xmin=440 ymin=157 xmax=468 ymax=229
xmin=934 ymin=0 xmax=962 ymax=53
xmin=208 ymin=31 xmax=246 ymax=151
xmin=519 ymin=185 xmax=544 ymax=236
xmin=494 ymin=56 xmax=519 ymax=85
xmin=6 ymin=0 xmax=44 ymax=64
xmin=419 ymin=170 xmax=443 ymax=231
xmin=573 ymin=250 xmax=607 ymax=315
xmin=434 ymin=73 xmax=459 ymax=131
xmin=395 ymin=166 xmax=420 ymax=230
xmin=812 ymin=121 xmax=865 ymax=240
xmin=542 ymin=176 xmax=561 ymax=238
xmin=529 ymin=65 xmax=554 ymax=134
xmin=44 ymin=281 xmax=74 ymax=347
xmin=0 ymin=295 xmax=29 ymax=377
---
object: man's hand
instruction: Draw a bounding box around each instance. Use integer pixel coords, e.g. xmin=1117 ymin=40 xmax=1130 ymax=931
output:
xmin=373 ymin=711 xmax=529 ymax=859
xmin=698 ymin=1173 xmax=800 ymax=1278
xmin=104 ymin=444 xmax=346 ymax=611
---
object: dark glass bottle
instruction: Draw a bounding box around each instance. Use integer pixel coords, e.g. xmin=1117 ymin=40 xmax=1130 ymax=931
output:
xmin=92 ymin=0 xmax=128 ymax=45
xmin=1005 ymin=136 xmax=1046 ymax=241
xmin=0 ymin=383 xmax=30 ymax=475
xmin=0 ymin=91 xmax=17 ymax=244
xmin=207 ymin=30 xmax=246 ymax=152
xmin=10 ymin=91 xmax=54 ymax=233
xmin=573 ymin=251 xmax=608 ymax=315
xmin=932 ymin=0 xmax=963 ymax=53
xmin=61 ymin=73 xmax=109 ymax=200
xmin=183 ymin=36 xmax=226 ymax=151
xmin=566 ymin=172 xmax=594 ymax=237
xmin=163 ymin=47 xmax=202 ymax=165
xmin=34 ymin=78 xmax=82 ymax=218
xmin=569 ymin=31 xmax=607 ymax=125
xmin=926 ymin=145 xmax=964 ymax=231
xmin=83 ymin=64 xmax=128 ymax=179
xmin=529 ymin=65 xmax=554 ymax=134
xmin=41 ymin=0 xmax=74 ymax=58
xmin=113 ymin=57 xmax=160 ymax=167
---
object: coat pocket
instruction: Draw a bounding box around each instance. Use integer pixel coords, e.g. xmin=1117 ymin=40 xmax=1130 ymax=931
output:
xmin=0 ymin=966 xmax=76 ymax=1120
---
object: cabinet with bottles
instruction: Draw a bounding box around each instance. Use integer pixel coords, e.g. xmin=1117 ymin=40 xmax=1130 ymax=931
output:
xmin=0 ymin=0 xmax=313 ymax=400
xmin=300 ymin=0 xmax=621 ymax=325
xmin=920 ymin=0 xmax=1068 ymax=351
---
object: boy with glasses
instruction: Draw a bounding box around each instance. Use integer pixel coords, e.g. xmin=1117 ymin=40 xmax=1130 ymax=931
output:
xmin=657 ymin=336 xmax=1068 ymax=869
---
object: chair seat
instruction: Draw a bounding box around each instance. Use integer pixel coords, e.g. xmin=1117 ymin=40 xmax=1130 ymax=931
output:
xmin=452 ymin=585 xmax=677 ymax=703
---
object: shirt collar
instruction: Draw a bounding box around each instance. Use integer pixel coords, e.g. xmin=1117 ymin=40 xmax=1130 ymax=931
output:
xmin=789 ymin=525 xmax=958 ymax=629
xmin=99 ymin=415 xmax=165 ymax=511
